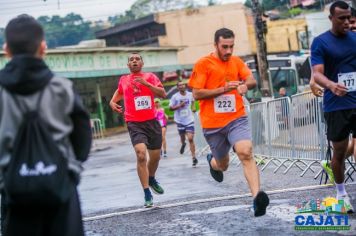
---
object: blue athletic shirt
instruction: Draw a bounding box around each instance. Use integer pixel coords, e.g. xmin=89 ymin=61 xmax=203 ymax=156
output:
xmin=311 ymin=31 xmax=356 ymax=112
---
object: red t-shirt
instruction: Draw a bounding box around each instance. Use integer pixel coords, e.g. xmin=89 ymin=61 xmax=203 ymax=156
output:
xmin=118 ymin=72 xmax=163 ymax=122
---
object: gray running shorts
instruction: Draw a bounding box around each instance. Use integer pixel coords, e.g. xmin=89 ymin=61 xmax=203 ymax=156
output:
xmin=203 ymin=116 xmax=251 ymax=160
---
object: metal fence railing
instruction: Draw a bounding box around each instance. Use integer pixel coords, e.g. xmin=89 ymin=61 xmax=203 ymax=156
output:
xmin=248 ymin=92 xmax=327 ymax=176
xmin=193 ymin=91 xmax=355 ymax=180
xmin=193 ymin=112 xmax=210 ymax=158
xmin=91 ymin=118 xmax=104 ymax=140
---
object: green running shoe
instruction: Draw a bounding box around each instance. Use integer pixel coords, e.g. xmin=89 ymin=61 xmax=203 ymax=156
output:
xmin=144 ymin=195 xmax=153 ymax=208
xmin=149 ymin=178 xmax=164 ymax=194
xmin=321 ymin=160 xmax=335 ymax=184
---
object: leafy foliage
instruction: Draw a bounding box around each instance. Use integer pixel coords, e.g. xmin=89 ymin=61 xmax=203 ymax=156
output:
xmin=245 ymin=0 xmax=289 ymax=11
xmin=108 ymin=10 xmax=136 ymax=26
xmin=37 ymin=13 xmax=94 ymax=48
xmin=288 ymin=7 xmax=303 ymax=17
xmin=130 ymin=0 xmax=196 ymax=18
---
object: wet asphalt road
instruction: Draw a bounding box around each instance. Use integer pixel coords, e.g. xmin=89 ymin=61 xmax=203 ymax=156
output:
xmin=80 ymin=124 xmax=356 ymax=235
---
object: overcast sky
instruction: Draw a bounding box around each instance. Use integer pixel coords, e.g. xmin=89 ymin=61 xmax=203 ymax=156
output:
xmin=0 ymin=0 xmax=243 ymax=27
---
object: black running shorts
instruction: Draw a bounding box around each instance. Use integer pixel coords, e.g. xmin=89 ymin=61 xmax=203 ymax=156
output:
xmin=324 ymin=109 xmax=356 ymax=142
xmin=127 ymin=119 xmax=162 ymax=150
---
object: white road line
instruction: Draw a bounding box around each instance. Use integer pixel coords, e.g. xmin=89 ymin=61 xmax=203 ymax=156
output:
xmin=83 ymin=182 xmax=355 ymax=222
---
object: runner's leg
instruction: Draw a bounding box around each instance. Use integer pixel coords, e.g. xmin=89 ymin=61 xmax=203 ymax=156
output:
xmin=186 ymin=132 xmax=196 ymax=159
xmin=331 ymin=139 xmax=349 ymax=185
xmin=134 ymin=143 xmax=149 ymax=189
xmin=233 ymin=140 xmax=259 ymax=197
xmin=162 ymin=127 xmax=167 ymax=156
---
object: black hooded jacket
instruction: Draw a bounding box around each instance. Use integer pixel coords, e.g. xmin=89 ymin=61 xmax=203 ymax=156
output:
xmin=0 ymin=55 xmax=92 ymax=181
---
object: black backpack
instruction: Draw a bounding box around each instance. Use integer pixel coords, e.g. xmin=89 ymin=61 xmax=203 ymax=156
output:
xmin=3 ymin=89 xmax=72 ymax=207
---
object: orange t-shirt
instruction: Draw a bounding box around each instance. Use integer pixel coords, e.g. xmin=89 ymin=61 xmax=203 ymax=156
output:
xmin=188 ymin=53 xmax=252 ymax=128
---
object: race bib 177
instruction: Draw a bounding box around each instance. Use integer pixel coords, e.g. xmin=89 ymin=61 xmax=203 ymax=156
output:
xmin=338 ymin=72 xmax=356 ymax=92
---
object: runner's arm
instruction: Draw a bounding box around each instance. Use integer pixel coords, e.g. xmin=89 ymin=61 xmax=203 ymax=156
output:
xmin=313 ymin=64 xmax=347 ymax=96
xmin=244 ymin=75 xmax=257 ymax=90
xmin=145 ymin=84 xmax=166 ymax=98
xmin=309 ymin=74 xmax=324 ymax=97
xmin=192 ymin=80 xmax=249 ymax=100
xmin=134 ymin=76 xmax=166 ymax=98
xmin=191 ymin=102 xmax=196 ymax=112
xmin=109 ymin=89 xmax=123 ymax=113
xmin=170 ymin=101 xmax=185 ymax=111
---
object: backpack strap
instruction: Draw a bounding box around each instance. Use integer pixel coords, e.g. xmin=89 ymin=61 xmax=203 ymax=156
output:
xmin=9 ymin=89 xmax=46 ymax=113
xmin=36 ymin=89 xmax=45 ymax=111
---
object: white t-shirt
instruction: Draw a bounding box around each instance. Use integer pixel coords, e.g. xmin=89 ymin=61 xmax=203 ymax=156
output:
xmin=169 ymin=91 xmax=195 ymax=125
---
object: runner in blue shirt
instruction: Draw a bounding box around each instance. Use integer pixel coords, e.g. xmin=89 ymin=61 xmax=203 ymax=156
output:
xmin=311 ymin=0 xmax=356 ymax=214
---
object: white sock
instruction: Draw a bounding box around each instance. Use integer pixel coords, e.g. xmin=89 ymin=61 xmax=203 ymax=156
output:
xmin=336 ymin=183 xmax=347 ymax=198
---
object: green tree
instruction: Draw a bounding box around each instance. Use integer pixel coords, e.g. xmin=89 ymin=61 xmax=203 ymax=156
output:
xmin=130 ymin=0 xmax=196 ymax=18
xmin=244 ymin=0 xmax=288 ymax=10
xmin=108 ymin=10 xmax=136 ymax=26
xmin=38 ymin=13 xmax=93 ymax=48
xmin=207 ymin=0 xmax=217 ymax=6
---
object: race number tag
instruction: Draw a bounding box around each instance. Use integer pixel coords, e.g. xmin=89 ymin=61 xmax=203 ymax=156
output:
xmin=180 ymin=109 xmax=189 ymax=117
xmin=338 ymin=72 xmax=356 ymax=92
xmin=214 ymin=94 xmax=236 ymax=113
xmin=134 ymin=96 xmax=151 ymax=110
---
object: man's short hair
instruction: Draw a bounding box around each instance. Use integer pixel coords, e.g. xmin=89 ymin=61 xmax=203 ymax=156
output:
xmin=351 ymin=7 xmax=356 ymax=17
xmin=329 ymin=1 xmax=350 ymax=15
xmin=177 ymin=80 xmax=185 ymax=86
xmin=214 ymin=28 xmax=235 ymax=44
xmin=5 ymin=14 xmax=44 ymax=55
xmin=127 ymin=52 xmax=143 ymax=62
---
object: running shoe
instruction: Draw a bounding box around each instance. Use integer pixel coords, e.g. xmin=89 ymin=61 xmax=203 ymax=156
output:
xmin=149 ymin=178 xmax=164 ymax=194
xmin=144 ymin=195 xmax=153 ymax=208
xmin=253 ymin=191 xmax=269 ymax=217
xmin=206 ymin=153 xmax=223 ymax=182
xmin=192 ymin=157 xmax=198 ymax=167
xmin=321 ymin=160 xmax=335 ymax=184
xmin=338 ymin=194 xmax=355 ymax=214
xmin=180 ymin=142 xmax=186 ymax=154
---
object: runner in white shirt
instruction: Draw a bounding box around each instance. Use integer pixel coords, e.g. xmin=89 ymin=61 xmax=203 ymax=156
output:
xmin=169 ymin=81 xmax=198 ymax=167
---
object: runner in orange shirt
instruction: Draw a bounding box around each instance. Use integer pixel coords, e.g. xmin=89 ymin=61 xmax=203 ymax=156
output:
xmin=189 ymin=28 xmax=269 ymax=217
xmin=110 ymin=52 xmax=166 ymax=208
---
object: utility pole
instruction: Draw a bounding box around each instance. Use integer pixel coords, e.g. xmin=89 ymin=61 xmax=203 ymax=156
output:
xmin=250 ymin=0 xmax=271 ymax=97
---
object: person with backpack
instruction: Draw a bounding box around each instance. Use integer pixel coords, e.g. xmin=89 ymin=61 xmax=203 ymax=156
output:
xmin=0 ymin=14 xmax=92 ymax=235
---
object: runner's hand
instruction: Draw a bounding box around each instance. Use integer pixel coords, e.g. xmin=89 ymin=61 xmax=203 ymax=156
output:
xmin=310 ymin=81 xmax=324 ymax=97
xmin=237 ymin=82 xmax=248 ymax=95
xmin=224 ymin=81 xmax=239 ymax=92
xmin=329 ymin=82 xmax=348 ymax=96
xmin=110 ymin=101 xmax=123 ymax=113
xmin=134 ymin=76 xmax=150 ymax=87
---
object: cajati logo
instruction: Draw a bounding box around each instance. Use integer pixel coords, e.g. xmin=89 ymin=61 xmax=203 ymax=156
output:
xmin=294 ymin=197 xmax=351 ymax=231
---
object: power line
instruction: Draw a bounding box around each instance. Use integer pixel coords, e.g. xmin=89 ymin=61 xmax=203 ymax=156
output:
xmin=0 ymin=0 xmax=124 ymax=13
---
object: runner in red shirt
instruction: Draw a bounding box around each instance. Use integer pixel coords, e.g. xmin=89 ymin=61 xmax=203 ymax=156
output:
xmin=109 ymin=52 xmax=166 ymax=208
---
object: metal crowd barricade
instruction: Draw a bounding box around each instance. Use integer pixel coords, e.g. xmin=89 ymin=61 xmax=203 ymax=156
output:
xmin=91 ymin=118 xmax=104 ymax=140
xmin=193 ymin=112 xmax=210 ymax=158
xmin=288 ymin=92 xmax=326 ymax=176
xmin=248 ymin=102 xmax=268 ymax=166
xmin=248 ymin=91 xmax=327 ymax=177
